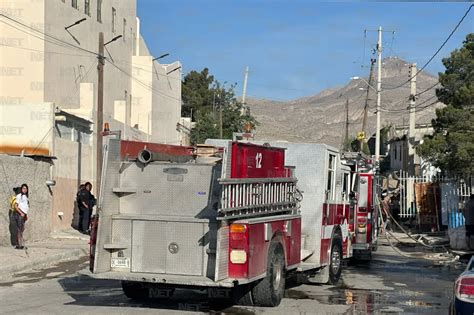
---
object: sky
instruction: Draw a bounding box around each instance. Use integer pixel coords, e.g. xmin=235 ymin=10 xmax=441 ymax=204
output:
xmin=138 ymin=1 xmax=474 ymax=101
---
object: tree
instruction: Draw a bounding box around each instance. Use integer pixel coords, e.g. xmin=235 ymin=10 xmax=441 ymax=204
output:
xmin=417 ymin=33 xmax=474 ymax=178
xmin=181 ymin=68 xmax=215 ymax=120
xmin=182 ymin=69 xmax=258 ymax=144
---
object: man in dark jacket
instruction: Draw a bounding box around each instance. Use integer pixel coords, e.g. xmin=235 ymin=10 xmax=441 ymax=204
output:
xmin=78 ymin=182 xmax=93 ymax=234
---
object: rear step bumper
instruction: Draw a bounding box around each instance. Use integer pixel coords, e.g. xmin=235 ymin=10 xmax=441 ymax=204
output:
xmin=89 ymin=271 xmax=237 ymax=288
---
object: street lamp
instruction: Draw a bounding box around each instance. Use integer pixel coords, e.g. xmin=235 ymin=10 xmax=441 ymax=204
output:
xmin=64 ymin=18 xmax=87 ymax=45
xmin=152 ymin=53 xmax=170 ymax=62
xmin=166 ymin=65 xmax=181 ymax=75
xmin=104 ymin=35 xmax=122 ymax=46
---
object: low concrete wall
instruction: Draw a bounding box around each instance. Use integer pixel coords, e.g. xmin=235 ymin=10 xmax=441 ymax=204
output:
xmin=0 ymin=154 xmax=52 ymax=246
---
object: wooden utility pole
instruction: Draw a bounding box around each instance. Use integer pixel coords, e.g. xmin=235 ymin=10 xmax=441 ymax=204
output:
xmin=219 ymin=92 xmax=223 ymax=138
xmin=360 ymin=58 xmax=376 ymax=151
xmin=96 ymin=32 xmax=104 ymax=197
xmin=375 ymin=26 xmax=382 ymax=164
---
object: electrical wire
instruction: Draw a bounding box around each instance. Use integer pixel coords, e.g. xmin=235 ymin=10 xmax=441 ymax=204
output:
xmin=0 ymin=13 xmax=99 ymax=57
xmin=414 ymin=82 xmax=440 ymax=97
xmin=383 ymin=4 xmax=473 ymax=91
xmin=106 ymin=59 xmax=182 ymax=101
xmin=0 ymin=42 xmax=94 ymax=58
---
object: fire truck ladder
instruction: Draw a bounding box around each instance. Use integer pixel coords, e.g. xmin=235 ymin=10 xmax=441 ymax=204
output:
xmin=218 ymin=177 xmax=300 ymax=219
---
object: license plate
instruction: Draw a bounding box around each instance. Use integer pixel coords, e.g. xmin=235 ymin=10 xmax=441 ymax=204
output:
xmin=111 ymin=257 xmax=130 ymax=268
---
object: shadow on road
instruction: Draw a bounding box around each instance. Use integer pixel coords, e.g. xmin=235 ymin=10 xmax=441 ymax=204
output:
xmin=58 ymin=274 xmax=255 ymax=313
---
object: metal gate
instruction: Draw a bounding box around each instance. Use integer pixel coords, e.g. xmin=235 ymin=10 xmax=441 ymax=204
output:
xmin=441 ymin=180 xmax=472 ymax=229
xmin=397 ymin=171 xmax=472 ymax=229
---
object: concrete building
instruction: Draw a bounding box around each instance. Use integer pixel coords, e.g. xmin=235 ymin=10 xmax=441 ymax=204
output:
xmin=0 ymin=0 xmax=183 ymax=232
xmin=388 ymin=123 xmax=438 ymax=178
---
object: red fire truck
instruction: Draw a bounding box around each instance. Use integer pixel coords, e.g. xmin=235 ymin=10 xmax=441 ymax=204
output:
xmin=90 ymin=138 xmax=373 ymax=307
xmin=341 ymin=152 xmax=379 ymax=260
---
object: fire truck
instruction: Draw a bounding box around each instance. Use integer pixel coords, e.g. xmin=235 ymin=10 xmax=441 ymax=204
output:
xmin=340 ymin=152 xmax=379 ymax=260
xmin=207 ymin=140 xmax=379 ymax=261
xmin=90 ymin=137 xmax=373 ymax=306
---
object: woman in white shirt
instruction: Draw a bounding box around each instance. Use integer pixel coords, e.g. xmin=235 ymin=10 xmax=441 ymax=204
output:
xmin=12 ymin=183 xmax=29 ymax=249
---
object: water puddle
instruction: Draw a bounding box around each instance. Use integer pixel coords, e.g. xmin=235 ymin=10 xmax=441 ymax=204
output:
xmin=284 ymin=282 xmax=443 ymax=314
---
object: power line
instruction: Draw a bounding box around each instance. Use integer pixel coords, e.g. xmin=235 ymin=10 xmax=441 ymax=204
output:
xmin=106 ymin=59 xmax=182 ymax=101
xmin=0 ymin=42 xmax=94 ymax=58
xmin=414 ymin=81 xmax=440 ymax=97
xmin=0 ymin=13 xmax=99 ymax=57
xmin=384 ymin=3 xmax=473 ymax=91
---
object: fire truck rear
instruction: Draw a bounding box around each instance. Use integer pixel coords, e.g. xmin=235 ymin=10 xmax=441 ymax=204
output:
xmin=91 ymin=138 xmax=303 ymax=306
xmin=341 ymin=152 xmax=379 ymax=260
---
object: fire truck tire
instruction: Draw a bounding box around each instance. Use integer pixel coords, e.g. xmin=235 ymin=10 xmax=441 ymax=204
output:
xmin=251 ymin=241 xmax=286 ymax=307
xmin=327 ymin=235 xmax=343 ymax=285
xmin=121 ymin=281 xmax=148 ymax=300
xmin=232 ymin=284 xmax=254 ymax=306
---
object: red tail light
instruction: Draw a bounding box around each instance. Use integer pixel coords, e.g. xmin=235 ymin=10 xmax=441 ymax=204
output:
xmin=229 ymin=223 xmax=249 ymax=278
xmin=455 ymin=276 xmax=474 ymax=302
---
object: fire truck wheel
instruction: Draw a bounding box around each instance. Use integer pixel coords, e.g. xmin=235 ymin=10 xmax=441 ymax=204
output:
xmin=232 ymin=284 xmax=254 ymax=306
xmin=121 ymin=281 xmax=148 ymax=300
xmin=327 ymin=236 xmax=343 ymax=285
xmin=251 ymin=241 xmax=286 ymax=307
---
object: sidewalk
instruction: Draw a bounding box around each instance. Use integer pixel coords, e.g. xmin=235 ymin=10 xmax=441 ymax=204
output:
xmin=0 ymin=229 xmax=89 ymax=281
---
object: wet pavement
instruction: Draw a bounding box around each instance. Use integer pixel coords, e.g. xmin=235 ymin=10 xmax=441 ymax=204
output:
xmin=0 ymin=239 xmax=465 ymax=314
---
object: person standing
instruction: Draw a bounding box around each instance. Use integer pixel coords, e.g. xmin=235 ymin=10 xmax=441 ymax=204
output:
xmin=12 ymin=184 xmax=29 ymax=249
xmin=78 ymin=182 xmax=93 ymax=234
xmin=9 ymin=186 xmax=21 ymax=247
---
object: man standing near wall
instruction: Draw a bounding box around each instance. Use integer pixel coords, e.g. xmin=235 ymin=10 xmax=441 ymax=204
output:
xmin=77 ymin=182 xmax=93 ymax=234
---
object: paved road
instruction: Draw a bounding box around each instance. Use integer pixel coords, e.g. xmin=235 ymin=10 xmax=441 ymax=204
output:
xmin=0 ymin=241 xmax=463 ymax=314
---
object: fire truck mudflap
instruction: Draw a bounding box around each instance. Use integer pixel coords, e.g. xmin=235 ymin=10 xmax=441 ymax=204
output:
xmin=91 ymin=139 xmax=302 ymax=307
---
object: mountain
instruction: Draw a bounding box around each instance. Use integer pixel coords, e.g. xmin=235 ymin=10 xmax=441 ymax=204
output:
xmin=247 ymin=57 xmax=444 ymax=148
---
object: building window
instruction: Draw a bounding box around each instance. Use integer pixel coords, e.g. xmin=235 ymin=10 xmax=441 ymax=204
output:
xmin=97 ymin=0 xmax=102 ymax=23
xmin=84 ymin=0 xmax=90 ymax=16
xmin=123 ymin=18 xmax=127 ymax=41
xmin=72 ymin=0 xmax=78 ymax=9
xmin=112 ymin=7 xmax=116 ymax=33
xmin=394 ymin=145 xmax=397 ymax=160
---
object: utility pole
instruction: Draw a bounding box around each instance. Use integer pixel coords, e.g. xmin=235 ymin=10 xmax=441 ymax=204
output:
xmin=408 ymin=63 xmax=417 ymax=175
xmin=95 ymin=33 xmax=121 ymax=198
xmin=96 ymin=32 xmax=104 ymax=198
xmin=241 ymin=66 xmax=249 ymax=115
xmin=375 ymin=26 xmax=383 ymax=165
xmin=408 ymin=63 xmax=417 ymax=142
xmin=360 ymin=58 xmax=376 ymax=151
xmin=344 ymin=99 xmax=349 ymax=151
xmin=219 ymin=99 xmax=223 ymax=138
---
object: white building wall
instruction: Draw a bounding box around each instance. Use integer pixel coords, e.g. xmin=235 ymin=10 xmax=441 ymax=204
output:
xmin=0 ymin=0 xmax=45 ymax=105
xmin=151 ymin=61 xmax=182 ymax=144
xmin=0 ymin=0 xmax=183 ymax=232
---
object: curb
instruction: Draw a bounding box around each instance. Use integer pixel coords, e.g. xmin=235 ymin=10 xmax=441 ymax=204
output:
xmin=0 ymin=248 xmax=88 ymax=281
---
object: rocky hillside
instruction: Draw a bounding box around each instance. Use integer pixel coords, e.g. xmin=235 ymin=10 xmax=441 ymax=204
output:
xmin=248 ymin=57 xmax=443 ymax=148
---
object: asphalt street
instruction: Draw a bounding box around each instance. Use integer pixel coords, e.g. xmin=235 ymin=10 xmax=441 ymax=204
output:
xmin=0 ymin=241 xmax=464 ymax=315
